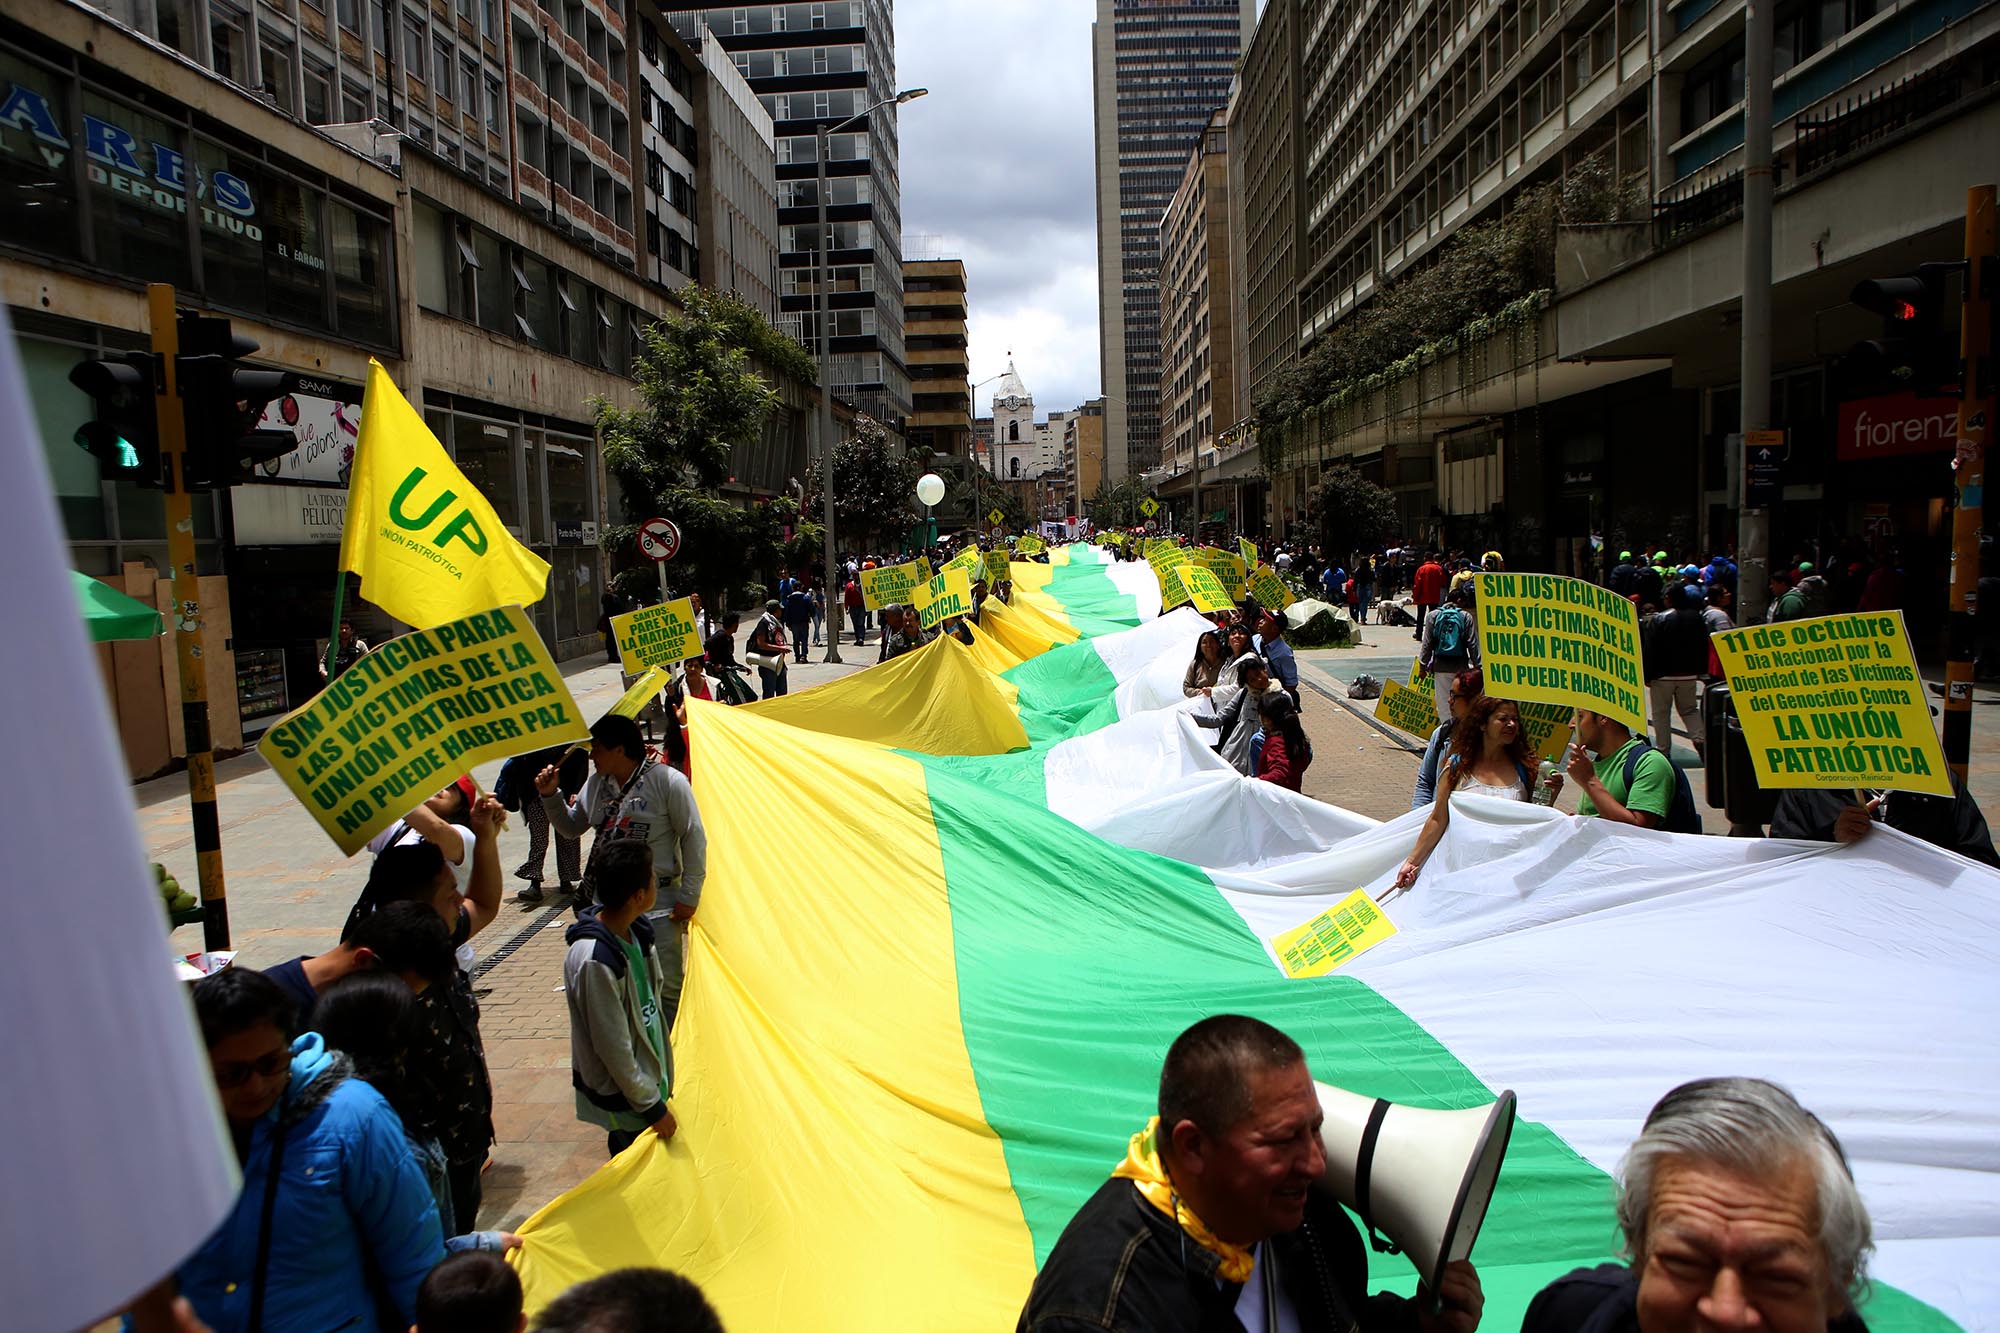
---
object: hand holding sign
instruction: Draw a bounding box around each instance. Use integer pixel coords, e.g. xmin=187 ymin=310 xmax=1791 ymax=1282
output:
xmin=535 ymin=765 xmax=560 ymax=797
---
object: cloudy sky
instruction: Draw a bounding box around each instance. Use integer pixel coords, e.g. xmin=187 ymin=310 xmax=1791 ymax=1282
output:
xmin=895 ymin=1 xmax=1102 ymax=416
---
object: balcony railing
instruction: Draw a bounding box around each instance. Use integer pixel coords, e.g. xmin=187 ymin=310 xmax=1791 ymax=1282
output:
xmin=1794 ymin=63 xmax=1962 ymax=179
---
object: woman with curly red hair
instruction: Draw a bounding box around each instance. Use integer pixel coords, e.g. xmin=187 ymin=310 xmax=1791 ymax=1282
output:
xmin=1391 ymin=694 xmax=1552 ymax=892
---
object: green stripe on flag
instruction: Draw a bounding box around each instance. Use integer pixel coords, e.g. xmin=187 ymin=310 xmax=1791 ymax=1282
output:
xmin=1004 ymin=641 xmax=1122 ymax=746
xmin=921 ymin=757 xmax=1620 ymax=1322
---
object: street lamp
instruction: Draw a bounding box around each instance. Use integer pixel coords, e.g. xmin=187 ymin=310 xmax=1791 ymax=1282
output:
xmin=916 ymin=470 xmax=944 ymax=551
xmin=817 ymin=85 xmax=928 ymax=664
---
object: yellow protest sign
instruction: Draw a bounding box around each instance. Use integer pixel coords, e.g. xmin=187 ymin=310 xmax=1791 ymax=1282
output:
xmin=1015 ymin=534 xmax=1046 ymax=555
xmin=1269 ymin=889 xmax=1398 ymax=978
xmin=1475 ymin=572 xmax=1645 ymax=735
xmin=1391 ymin=665 xmax=1572 ymax=763
xmin=941 ymin=546 xmax=984 ymax=584
xmin=1712 ymin=611 xmax=1948 ymax=795
xmin=1238 ymin=537 xmax=1259 ymax=568
xmin=611 ymin=597 xmax=704 ymax=673
xmin=1373 ymin=676 xmax=1442 ymax=744
xmin=914 ymin=566 xmax=975 ymax=631
xmin=1147 ymin=541 xmax=1191 ymax=583
xmin=1182 ymin=564 xmax=1234 ymax=614
xmin=859 ymin=559 xmax=932 ymax=611
xmin=984 ymin=549 xmax=1010 ymax=586
xmin=1247 ymin=565 xmax=1295 ymax=611
xmin=1160 ymin=564 xmax=1192 ymax=610
xmin=257 ymin=606 xmax=588 ymax=855
xmin=608 ymin=666 xmax=671 ymax=720
xmin=1194 ymin=549 xmax=1248 ymax=601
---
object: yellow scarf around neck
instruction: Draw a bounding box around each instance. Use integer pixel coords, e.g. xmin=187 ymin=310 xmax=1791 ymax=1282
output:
xmin=1110 ymin=1116 xmax=1257 ymax=1283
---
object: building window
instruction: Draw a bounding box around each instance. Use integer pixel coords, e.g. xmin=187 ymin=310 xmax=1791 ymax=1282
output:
xmin=731 ymin=7 xmax=747 ymax=34
xmin=1009 ymin=420 xmax=1020 ymax=442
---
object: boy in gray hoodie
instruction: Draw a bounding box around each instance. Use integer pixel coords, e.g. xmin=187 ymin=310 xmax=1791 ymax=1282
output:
xmin=562 ymin=840 xmax=677 ymax=1155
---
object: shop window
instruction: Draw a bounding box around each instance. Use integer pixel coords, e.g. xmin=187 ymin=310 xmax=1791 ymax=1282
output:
xmin=0 ymin=53 xmax=81 ymax=263
xmin=473 ymin=228 xmax=508 ymax=333
xmin=332 ymin=202 xmax=394 ymax=346
xmin=22 ymin=336 xmax=111 ymax=541
xmin=523 ymin=428 xmax=547 ymax=544
xmin=452 ymin=415 xmax=521 ymax=530
xmin=81 ymin=90 xmax=193 ymax=288
xmin=521 ymin=255 xmax=558 ymax=346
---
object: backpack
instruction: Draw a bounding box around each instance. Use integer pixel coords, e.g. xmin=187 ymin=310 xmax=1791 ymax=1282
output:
xmin=1622 ymin=738 xmax=1702 ymax=834
xmin=1430 ymin=604 xmax=1466 ymax=657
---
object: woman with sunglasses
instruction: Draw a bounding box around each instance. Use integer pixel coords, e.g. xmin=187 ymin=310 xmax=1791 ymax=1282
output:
xmin=177 ymin=967 xmax=443 ymax=1333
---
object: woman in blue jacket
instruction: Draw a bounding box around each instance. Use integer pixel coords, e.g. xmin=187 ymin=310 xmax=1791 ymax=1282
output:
xmin=181 ymin=967 xmax=443 ymax=1333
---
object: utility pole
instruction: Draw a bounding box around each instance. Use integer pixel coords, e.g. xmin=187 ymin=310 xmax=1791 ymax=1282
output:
xmin=813 ymin=119 xmax=843 ymax=664
xmin=1736 ymin=0 xmax=1775 ymax=622
xmin=1944 ymin=185 xmax=1996 ymax=779
xmin=149 ymin=284 xmax=230 ymax=950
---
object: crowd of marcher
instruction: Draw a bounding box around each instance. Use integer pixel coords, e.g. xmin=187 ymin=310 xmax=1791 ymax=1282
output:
xmin=143 ymin=527 xmax=1981 ymax=1333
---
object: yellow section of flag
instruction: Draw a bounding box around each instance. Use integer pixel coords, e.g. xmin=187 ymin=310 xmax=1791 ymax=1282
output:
xmin=340 ymin=360 xmax=551 ymax=627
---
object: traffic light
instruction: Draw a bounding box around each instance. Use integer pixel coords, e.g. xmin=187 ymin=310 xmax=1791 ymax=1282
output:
xmin=1845 ymin=262 xmax=1960 ymax=396
xmin=177 ymin=314 xmax=297 ymax=490
xmin=68 ymin=352 xmax=163 ymax=486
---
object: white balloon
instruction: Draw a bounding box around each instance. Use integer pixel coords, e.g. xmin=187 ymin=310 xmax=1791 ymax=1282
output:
xmin=915 ymin=472 xmax=945 ymax=506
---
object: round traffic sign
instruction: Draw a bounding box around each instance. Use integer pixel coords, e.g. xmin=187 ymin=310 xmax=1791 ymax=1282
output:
xmin=990 ymin=525 xmax=1006 ymax=540
xmin=637 ymin=517 xmax=681 ymax=563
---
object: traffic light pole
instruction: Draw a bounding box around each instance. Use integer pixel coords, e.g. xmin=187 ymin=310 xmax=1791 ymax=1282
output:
xmin=1736 ymin=0 xmax=1775 ymax=625
xmin=1944 ymin=185 xmax=1996 ymax=781
xmin=149 ymin=283 xmax=230 ymax=950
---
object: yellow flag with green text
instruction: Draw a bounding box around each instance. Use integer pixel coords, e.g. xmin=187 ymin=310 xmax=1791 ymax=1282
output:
xmin=340 ymin=360 xmax=551 ymax=627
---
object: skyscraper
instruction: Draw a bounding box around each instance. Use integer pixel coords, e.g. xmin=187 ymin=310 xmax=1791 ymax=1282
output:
xmin=1092 ymin=0 xmax=1253 ymax=483
xmin=663 ymin=3 xmax=909 ymax=429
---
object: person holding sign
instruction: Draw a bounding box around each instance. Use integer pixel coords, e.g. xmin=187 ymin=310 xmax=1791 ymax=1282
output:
xmin=1418 ymin=588 xmax=1482 ymax=727
xmin=1391 ymin=696 xmax=1541 ymax=894
xmin=1770 ymin=779 xmax=1998 ymax=867
xmin=538 ymin=715 xmax=707 ymax=1027
xmin=1565 ymin=710 xmax=1675 ymax=830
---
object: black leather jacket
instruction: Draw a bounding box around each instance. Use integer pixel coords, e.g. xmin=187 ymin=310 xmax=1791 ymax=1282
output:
xmin=1018 ymin=1178 xmax=1421 ymax=1333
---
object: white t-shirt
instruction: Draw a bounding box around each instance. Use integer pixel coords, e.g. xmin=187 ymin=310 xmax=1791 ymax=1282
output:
xmin=368 ymin=818 xmax=477 ymax=972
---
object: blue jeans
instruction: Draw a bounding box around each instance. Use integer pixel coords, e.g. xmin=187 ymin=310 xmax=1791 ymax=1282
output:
xmin=758 ymin=665 xmax=788 ymax=698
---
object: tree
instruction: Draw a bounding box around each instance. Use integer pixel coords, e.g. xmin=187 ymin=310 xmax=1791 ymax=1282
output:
xmin=802 ymin=414 xmax=922 ymax=552
xmin=1314 ymin=464 xmax=1401 ymax=557
xmin=596 ymin=288 xmax=810 ymax=609
xmin=1085 ymin=476 xmax=1151 ymax=531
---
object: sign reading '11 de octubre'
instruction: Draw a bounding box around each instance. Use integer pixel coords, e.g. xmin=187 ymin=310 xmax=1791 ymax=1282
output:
xmin=1711 ymin=611 xmax=1949 ymax=795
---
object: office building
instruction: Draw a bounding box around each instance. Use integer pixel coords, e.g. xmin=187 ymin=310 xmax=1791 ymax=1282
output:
xmin=1062 ymin=398 xmax=1107 ymax=516
xmin=664 ymin=2 xmax=909 ymax=428
xmin=687 ymin=19 xmax=780 ymax=317
xmin=1155 ymin=107 xmax=1249 ymax=533
xmin=631 ymin=9 xmax=704 ymax=288
xmin=1091 ymin=0 xmax=1254 ymax=483
xmin=1230 ymin=0 xmax=2000 ymax=645
xmin=902 ymin=254 xmax=971 ymax=463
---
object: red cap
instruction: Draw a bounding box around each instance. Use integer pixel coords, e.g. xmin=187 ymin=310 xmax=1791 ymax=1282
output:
xmin=453 ymin=775 xmax=477 ymax=808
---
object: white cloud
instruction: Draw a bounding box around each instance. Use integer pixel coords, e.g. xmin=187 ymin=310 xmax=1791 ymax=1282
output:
xmin=896 ymin=0 xmax=1102 ymax=416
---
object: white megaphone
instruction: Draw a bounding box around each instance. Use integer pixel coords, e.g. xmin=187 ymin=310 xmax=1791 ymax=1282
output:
xmin=1314 ymin=1082 xmax=1517 ymax=1303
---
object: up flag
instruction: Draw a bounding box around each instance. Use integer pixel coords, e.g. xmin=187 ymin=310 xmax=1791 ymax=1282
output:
xmin=340 ymin=360 xmax=550 ymax=627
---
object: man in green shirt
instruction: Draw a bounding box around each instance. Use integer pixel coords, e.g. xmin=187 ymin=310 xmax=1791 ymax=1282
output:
xmin=563 ymin=840 xmax=677 ymax=1156
xmin=1565 ymin=708 xmax=1672 ymax=829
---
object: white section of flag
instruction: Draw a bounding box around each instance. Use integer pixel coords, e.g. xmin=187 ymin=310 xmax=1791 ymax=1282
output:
xmin=0 ymin=309 xmax=239 ymax=1329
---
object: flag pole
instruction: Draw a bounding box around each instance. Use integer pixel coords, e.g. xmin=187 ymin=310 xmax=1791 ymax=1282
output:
xmin=323 ymin=570 xmax=349 ymax=681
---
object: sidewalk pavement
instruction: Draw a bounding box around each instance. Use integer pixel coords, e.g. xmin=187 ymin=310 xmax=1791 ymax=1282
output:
xmin=141 ymin=615 xmax=875 ymax=1230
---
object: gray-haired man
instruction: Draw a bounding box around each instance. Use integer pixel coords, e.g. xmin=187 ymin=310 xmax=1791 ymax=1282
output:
xmin=1523 ymin=1076 xmax=1872 ymax=1333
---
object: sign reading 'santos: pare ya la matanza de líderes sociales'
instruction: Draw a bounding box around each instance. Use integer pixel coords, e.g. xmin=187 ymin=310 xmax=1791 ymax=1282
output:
xmin=258 ymin=606 xmax=588 ymax=854
xmin=1712 ymin=611 xmax=1948 ymax=795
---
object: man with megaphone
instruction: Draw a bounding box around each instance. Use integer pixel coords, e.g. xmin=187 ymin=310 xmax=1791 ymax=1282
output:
xmin=1019 ymin=1015 xmax=1494 ymax=1333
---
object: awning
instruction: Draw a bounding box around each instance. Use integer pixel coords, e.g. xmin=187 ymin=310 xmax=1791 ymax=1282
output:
xmin=71 ymin=571 xmax=163 ymax=642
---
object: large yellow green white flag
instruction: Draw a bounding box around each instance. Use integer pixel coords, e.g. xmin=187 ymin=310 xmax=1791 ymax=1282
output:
xmin=340 ymin=359 xmax=550 ymax=627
